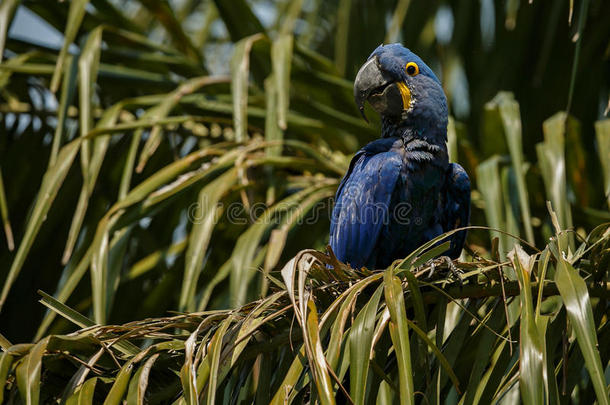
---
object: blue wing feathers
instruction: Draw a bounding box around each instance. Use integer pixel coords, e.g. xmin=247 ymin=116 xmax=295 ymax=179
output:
xmin=330 ymin=146 xmax=403 ymax=269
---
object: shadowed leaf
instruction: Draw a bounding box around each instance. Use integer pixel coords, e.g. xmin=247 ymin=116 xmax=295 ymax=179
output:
xmin=0 ymin=141 xmax=81 ymax=312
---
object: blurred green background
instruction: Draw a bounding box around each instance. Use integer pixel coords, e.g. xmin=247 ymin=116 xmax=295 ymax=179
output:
xmin=0 ymin=0 xmax=609 ymax=344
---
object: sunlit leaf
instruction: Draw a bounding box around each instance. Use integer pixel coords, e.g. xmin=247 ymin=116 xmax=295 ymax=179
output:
xmin=49 ymin=54 xmax=78 ymax=168
xmin=0 ymin=0 xmax=20 ymax=64
xmin=63 ymin=103 xmax=121 ymax=263
xmin=104 ymin=361 xmax=135 ymax=405
xmin=476 ymin=156 xmax=508 ymax=256
xmin=487 ymin=92 xmax=534 ymax=244
xmin=231 ymin=33 xmax=265 ymax=142
xmin=304 ymin=298 xmax=335 ymax=405
xmin=509 ymin=245 xmax=544 ymax=405
xmin=65 ymin=377 xmax=97 ymax=405
xmin=50 ymin=0 xmax=89 ymax=92
xmin=16 ymin=337 xmax=49 ymax=405
xmin=126 ymin=353 xmax=159 ymax=405
xmin=334 ymin=0 xmax=352 ymax=75
xmin=202 ymin=316 xmax=231 ymax=404
xmin=538 ymin=112 xmax=574 ymax=247
xmin=594 ymin=119 xmax=610 ymax=209
xmin=383 ymin=270 xmax=414 ymax=405
xmin=77 ymin=26 xmax=103 ymax=179
xmin=0 ymin=352 xmax=13 ymax=403
xmin=350 ymin=284 xmax=383 ymax=405
xmin=0 ymin=167 xmax=14 ymax=251
xmin=549 ymin=226 xmax=608 ymax=405
xmin=180 ymin=168 xmax=237 ymax=311
xmin=272 ymin=34 xmax=293 ymax=131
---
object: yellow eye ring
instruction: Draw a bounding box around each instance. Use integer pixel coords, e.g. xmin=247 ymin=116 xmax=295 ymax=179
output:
xmin=405 ymin=62 xmax=419 ymax=76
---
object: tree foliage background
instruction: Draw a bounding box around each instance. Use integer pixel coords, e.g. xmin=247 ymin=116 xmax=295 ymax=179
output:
xmin=0 ymin=0 xmax=609 ymax=403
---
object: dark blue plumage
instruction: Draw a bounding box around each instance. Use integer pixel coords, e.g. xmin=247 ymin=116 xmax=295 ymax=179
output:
xmin=330 ymin=44 xmax=470 ymax=269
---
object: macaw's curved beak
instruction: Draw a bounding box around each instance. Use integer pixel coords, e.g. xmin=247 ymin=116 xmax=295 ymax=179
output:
xmin=353 ymin=56 xmax=410 ymax=122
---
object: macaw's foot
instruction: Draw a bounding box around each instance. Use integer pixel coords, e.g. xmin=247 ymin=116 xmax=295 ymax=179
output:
xmin=423 ymin=256 xmax=463 ymax=285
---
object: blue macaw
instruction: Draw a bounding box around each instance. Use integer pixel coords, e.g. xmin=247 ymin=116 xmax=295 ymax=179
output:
xmin=330 ymin=44 xmax=470 ymax=269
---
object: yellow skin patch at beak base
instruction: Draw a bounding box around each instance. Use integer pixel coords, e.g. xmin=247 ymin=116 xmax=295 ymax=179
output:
xmin=396 ymin=81 xmax=411 ymax=110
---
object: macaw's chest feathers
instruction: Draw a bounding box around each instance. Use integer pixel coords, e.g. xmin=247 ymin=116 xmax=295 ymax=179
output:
xmin=330 ymin=135 xmax=470 ymax=270
xmin=401 ymin=137 xmax=447 ymax=170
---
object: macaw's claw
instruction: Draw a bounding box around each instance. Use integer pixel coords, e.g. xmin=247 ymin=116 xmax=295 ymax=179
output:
xmin=423 ymin=256 xmax=463 ymax=286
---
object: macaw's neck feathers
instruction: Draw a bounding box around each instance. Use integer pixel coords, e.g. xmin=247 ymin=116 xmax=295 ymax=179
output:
xmin=381 ymin=115 xmax=448 ymax=144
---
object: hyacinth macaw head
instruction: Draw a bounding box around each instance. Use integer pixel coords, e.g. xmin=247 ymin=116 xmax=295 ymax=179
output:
xmin=354 ymin=43 xmax=448 ymax=135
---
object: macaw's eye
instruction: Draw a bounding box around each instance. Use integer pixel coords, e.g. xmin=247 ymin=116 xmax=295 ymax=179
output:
xmin=405 ymin=62 xmax=419 ymax=76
